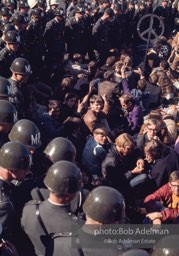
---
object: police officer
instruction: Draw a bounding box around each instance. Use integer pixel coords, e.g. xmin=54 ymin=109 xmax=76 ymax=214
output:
xmin=46 ymin=0 xmax=59 ymax=21
xmin=92 ymin=7 xmax=114 ymax=66
xmin=151 ymin=235 xmax=179 ymax=255
xmin=21 ymin=160 xmax=82 ymax=256
xmin=0 ymin=141 xmax=31 ymax=237
xmin=0 ymin=30 xmax=21 ymax=78
xmin=9 ymin=119 xmax=41 ymax=151
xmin=0 ymin=99 xmax=17 ymax=146
xmin=65 ymin=5 xmax=86 ymax=59
xmin=43 ymin=7 xmax=65 ymax=78
xmin=8 ymin=57 xmax=32 ymax=118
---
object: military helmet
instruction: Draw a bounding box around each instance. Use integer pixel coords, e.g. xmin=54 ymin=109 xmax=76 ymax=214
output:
xmin=0 ymin=77 xmax=10 ymax=97
xmin=10 ymin=57 xmax=31 ymax=75
xmin=44 ymin=137 xmax=76 ymax=163
xmin=75 ymin=4 xmax=85 ymax=14
xmin=122 ymin=249 xmax=149 ymax=256
xmin=5 ymin=0 xmax=15 ymax=6
xmin=4 ymin=30 xmax=21 ymax=44
xmin=0 ymin=20 xmax=11 ymax=31
xmin=54 ymin=7 xmax=65 ymax=16
xmin=19 ymin=0 xmax=29 ymax=8
xmin=9 ymin=119 xmax=41 ymax=149
xmin=0 ymin=100 xmax=17 ymax=124
xmin=0 ymin=7 xmax=11 ymax=17
xmin=2 ymin=23 xmax=15 ymax=34
xmin=37 ymin=0 xmax=47 ymax=8
xmin=152 ymin=235 xmax=179 ymax=256
xmin=83 ymin=186 xmax=125 ymax=224
xmin=0 ymin=141 xmax=31 ymax=171
xmin=31 ymin=7 xmax=42 ymax=17
xmin=12 ymin=13 xmax=27 ymax=25
xmin=44 ymin=160 xmax=82 ymax=194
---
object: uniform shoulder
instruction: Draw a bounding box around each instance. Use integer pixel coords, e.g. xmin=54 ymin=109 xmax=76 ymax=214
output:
xmin=25 ymin=199 xmax=41 ymax=206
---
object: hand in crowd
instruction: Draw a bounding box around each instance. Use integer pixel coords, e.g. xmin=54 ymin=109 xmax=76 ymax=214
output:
xmin=0 ymin=240 xmax=19 ymax=256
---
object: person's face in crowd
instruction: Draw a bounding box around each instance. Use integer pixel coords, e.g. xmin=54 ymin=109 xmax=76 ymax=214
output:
xmin=14 ymin=73 xmax=29 ymax=83
xmin=120 ymin=98 xmax=133 ymax=111
xmin=147 ymin=0 xmax=153 ymax=7
xmin=162 ymin=0 xmax=168 ymax=7
xmin=128 ymin=3 xmax=135 ymax=9
xmin=0 ymin=123 xmax=13 ymax=133
xmin=9 ymin=168 xmax=28 ymax=181
xmin=147 ymin=124 xmax=158 ymax=139
xmin=51 ymin=106 xmax=60 ymax=118
xmin=117 ymin=144 xmax=134 ymax=156
xmin=90 ymin=100 xmax=103 ymax=113
xmin=144 ymin=148 xmax=155 ymax=163
xmin=75 ymin=12 xmax=83 ymax=20
xmin=94 ymin=132 xmax=107 ymax=145
xmin=169 ymin=180 xmax=179 ymax=197
xmin=66 ymin=97 xmax=77 ymax=108
xmin=8 ymin=42 xmax=19 ymax=52
xmin=20 ymin=7 xmax=29 ymax=14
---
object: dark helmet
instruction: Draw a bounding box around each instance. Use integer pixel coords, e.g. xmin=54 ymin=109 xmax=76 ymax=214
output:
xmin=0 ymin=77 xmax=11 ymax=97
xmin=4 ymin=30 xmax=21 ymax=44
xmin=37 ymin=0 xmax=47 ymax=8
xmin=152 ymin=235 xmax=179 ymax=256
xmin=44 ymin=160 xmax=82 ymax=194
xmin=5 ymin=0 xmax=15 ymax=6
xmin=0 ymin=141 xmax=31 ymax=171
xmin=122 ymin=249 xmax=149 ymax=256
xmin=44 ymin=137 xmax=76 ymax=163
xmin=12 ymin=13 xmax=27 ymax=25
xmin=0 ymin=20 xmax=11 ymax=30
xmin=54 ymin=7 xmax=65 ymax=17
xmin=10 ymin=57 xmax=31 ymax=75
xmin=19 ymin=0 xmax=29 ymax=8
xmin=83 ymin=186 xmax=125 ymax=224
xmin=75 ymin=4 xmax=85 ymax=14
xmin=9 ymin=119 xmax=41 ymax=149
xmin=31 ymin=8 xmax=42 ymax=17
xmin=0 ymin=7 xmax=11 ymax=17
xmin=2 ymin=23 xmax=15 ymax=34
xmin=0 ymin=100 xmax=17 ymax=124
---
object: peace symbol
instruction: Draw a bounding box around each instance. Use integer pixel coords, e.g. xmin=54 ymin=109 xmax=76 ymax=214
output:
xmin=137 ymin=14 xmax=165 ymax=43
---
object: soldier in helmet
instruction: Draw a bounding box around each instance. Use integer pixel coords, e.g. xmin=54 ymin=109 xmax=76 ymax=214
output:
xmin=5 ymin=0 xmax=16 ymax=13
xmin=0 ymin=23 xmax=15 ymax=50
xmin=50 ymin=186 xmax=126 ymax=256
xmin=26 ymin=8 xmax=45 ymax=78
xmin=0 ymin=99 xmax=17 ymax=147
xmin=65 ymin=5 xmax=86 ymax=59
xmin=43 ymin=7 xmax=65 ymax=80
xmin=46 ymin=0 xmax=60 ymax=21
xmin=8 ymin=57 xmax=32 ymax=118
xmin=18 ymin=0 xmax=30 ymax=23
xmin=0 ymin=30 xmax=22 ymax=78
xmin=12 ymin=13 xmax=28 ymax=54
xmin=21 ymin=160 xmax=82 ymax=256
xmin=0 ymin=7 xmax=12 ymax=21
xmin=9 ymin=119 xmax=41 ymax=152
xmin=0 ymin=141 xmax=31 ymax=237
xmin=151 ymin=235 xmax=179 ymax=256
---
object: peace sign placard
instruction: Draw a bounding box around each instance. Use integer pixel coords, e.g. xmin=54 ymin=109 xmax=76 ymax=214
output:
xmin=137 ymin=14 xmax=165 ymax=43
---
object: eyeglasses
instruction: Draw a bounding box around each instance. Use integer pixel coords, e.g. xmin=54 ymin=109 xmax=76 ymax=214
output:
xmin=170 ymin=183 xmax=179 ymax=189
xmin=147 ymin=127 xmax=158 ymax=132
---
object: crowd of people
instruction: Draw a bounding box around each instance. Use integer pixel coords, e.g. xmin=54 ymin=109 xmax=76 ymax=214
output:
xmin=0 ymin=0 xmax=179 ymax=255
